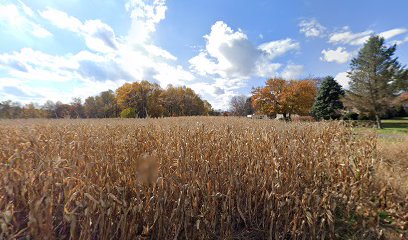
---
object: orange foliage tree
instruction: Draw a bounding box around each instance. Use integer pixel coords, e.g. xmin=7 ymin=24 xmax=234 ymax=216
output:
xmin=252 ymin=78 xmax=317 ymax=119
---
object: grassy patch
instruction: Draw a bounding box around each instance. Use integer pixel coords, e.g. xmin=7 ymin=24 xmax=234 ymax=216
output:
xmin=378 ymin=117 xmax=408 ymax=135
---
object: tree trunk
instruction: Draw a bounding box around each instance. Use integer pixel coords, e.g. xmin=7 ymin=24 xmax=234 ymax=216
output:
xmin=375 ymin=114 xmax=382 ymax=129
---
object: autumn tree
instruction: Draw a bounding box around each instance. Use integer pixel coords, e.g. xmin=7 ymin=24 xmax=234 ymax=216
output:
xmin=203 ymin=100 xmax=217 ymax=116
xmin=0 ymin=101 xmax=22 ymax=118
xmin=69 ymin=98 xmax=85 ymax=118
xmin=97 ymin=90 xmax=119 ymax=118
xmin=289 ymin=80 xmax=318 ymax=115
xmin=116 ymin=81 xmax=163 ymax=118
xmin=54 ymin=102 xmax=71 ymax=118
xmin=22 ymin=103 xmax=39 ymax=118
xmin=311 ymin=76 xmax=345 ymax=120
xmin=84 ymin=97 xmax=99 ymax=118
xmin=42 ymin=100 xmax=58 ymax=118
xmin=252 ymin=78 xmax=288 ymax=118
xmin=160 ymin=85 xmax=182 ymax=116
xmin=345 ymin=36 xmax=407 ymax=128
xmin=252 ymin=78 xmax=317 ymax=119
xmin=160 ymin=85 xmax=209 ymax=117
xmin=180 ymin=87 xmax=207 ymax=116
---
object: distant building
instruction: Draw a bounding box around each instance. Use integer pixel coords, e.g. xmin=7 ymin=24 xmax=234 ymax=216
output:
xmin=247 ymin=114 xmax=269 ymax=119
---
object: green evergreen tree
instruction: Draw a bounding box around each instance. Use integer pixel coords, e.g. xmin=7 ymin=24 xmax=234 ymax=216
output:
xmin=311 ymin=76 xmax=344 ymax=120
xmin=345 ymin=36 xmax=407 ymax=128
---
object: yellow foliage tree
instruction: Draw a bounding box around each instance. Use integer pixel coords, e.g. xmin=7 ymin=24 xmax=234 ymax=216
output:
xmin=116 ymin=81 xmax=163 ymax=118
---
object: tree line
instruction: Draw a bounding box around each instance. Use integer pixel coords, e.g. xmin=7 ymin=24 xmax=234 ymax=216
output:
xmin=2 ymin=36 xmax=407 ymax=127
xmin=0 ymin=82 xmax=215 ymax=119
xmin=229 ymin=36 xmax=407 ymax=128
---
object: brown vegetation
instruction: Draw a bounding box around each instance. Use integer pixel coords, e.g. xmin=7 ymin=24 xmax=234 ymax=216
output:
xmin=377 ymin=139 xmax=408 ymax=196
xmin=0 ymin=117 xmax=406 ymax=239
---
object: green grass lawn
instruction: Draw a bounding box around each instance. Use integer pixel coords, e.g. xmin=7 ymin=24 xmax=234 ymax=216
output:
xmin=378 ymin=117 xmax=408 ymax=135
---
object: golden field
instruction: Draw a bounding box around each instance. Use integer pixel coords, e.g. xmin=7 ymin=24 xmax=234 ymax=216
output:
xmin=0 ymin=117 xmax=407 ymax=239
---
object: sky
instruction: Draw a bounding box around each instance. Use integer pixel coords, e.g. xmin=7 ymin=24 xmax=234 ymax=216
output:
xmin=0 ymin=0 xmax=408 ymax=109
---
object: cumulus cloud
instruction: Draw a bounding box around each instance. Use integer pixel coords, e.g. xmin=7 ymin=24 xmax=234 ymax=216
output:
xmin=335 ymin=72 xmax=350 ymax=89
xmin=321 ymin=47 xmax=352 ymax=64
xmin=40 ymin=8 xmax=119 ymax=53
xmin=189 ymin=21 xmax=257 ymax=79
xmin=188 ymin=21 xmax=302 ymax=108
xmin=189 ymin=21 xmax=300 ymax=79
xmin=0 ymin=48 xmax=78 ymax=82
xmin=1 ymin=0 xmax=197 ymax=105
xmin=189 ymin=81 xmax=239 ymax=110
xmin=299 ymin=18 xmax=326 ymax=38
xmin=281 ymin=64 xmax=304 ymax=79
xmin=258 ymin=39 xmax=300 ymax=59
xmin=126 ymin=0 xmax=167 ymax=43
xmin=0 ymin=2 xmax=52 ymax=38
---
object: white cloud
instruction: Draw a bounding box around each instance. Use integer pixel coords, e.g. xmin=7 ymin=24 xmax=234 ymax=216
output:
xmin=329 ymin=27 xmax=408 ymax=46
xmin=17 ymin=0 xmax=34 ymax=17
xmin=258 ymin=38 xmax=300 ymax=59
xmin=321 ymin=47 xmax=352 ymax=64
xmin=379 ymin=28 xmax=407 ymax=40
xmin=188 ymin=21 xmax=301 ymax=108
xmin=299 ymin=18 xmax=326 ymax=38
xmin=189 ymin=21 xmax=299 ymax=79
xmin=189 ymin=21 xmax=258 ymax=79
xmin=144 ymin=44 xmax=177 ymax=61
xmin=0 ymin=78 xmax=42 ymax=102
xmin=281 ymin=64 xmax=304 ymax=79
xmin=335 ymin=72 xmax=350 ymax=89
xmin=254 ymin=62 xmax=282 ymax=78
xmin=40 ymin=8 xmax=118 ymax=53
xmin=0 ymin=48 xmax=79 ymax=82
xmin=329 ymin=27 xmax=373 ymax=45
xmin=0 ymin=2 xmax=52 ymax=38
xmin=39 ymin=8 xmax=83 ymax=32
xmin=126 ymin=0 xmax=167 ymax=43
xmin=189 ymin=81 xmax=240 ymax=110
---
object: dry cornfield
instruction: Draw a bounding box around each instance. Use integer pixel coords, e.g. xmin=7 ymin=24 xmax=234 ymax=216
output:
xmin=0 ymin=117 xmax=406 ymax=239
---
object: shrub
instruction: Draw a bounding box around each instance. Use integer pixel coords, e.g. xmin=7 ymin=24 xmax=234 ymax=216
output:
xmin=358 ymin=114 xmax=371 ymax=120
xmin=120 ymin=107 xmax=136 ymax=118
xmin=342 ymin=112 xmax=359 ymax=120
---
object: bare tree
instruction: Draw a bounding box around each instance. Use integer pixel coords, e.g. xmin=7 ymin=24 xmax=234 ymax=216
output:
xmin=229 ymin=95 xmax=248 ymax=116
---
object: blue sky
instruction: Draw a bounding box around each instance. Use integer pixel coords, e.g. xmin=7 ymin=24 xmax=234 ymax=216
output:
xmin=1 ymin=0 xmax=407 ymax=109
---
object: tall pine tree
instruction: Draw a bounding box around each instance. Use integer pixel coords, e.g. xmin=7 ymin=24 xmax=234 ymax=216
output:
xmin=312 ymin=76 xmax=344 ymax=120
xmin=345 ymin=36 xmax=407 ymax=128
